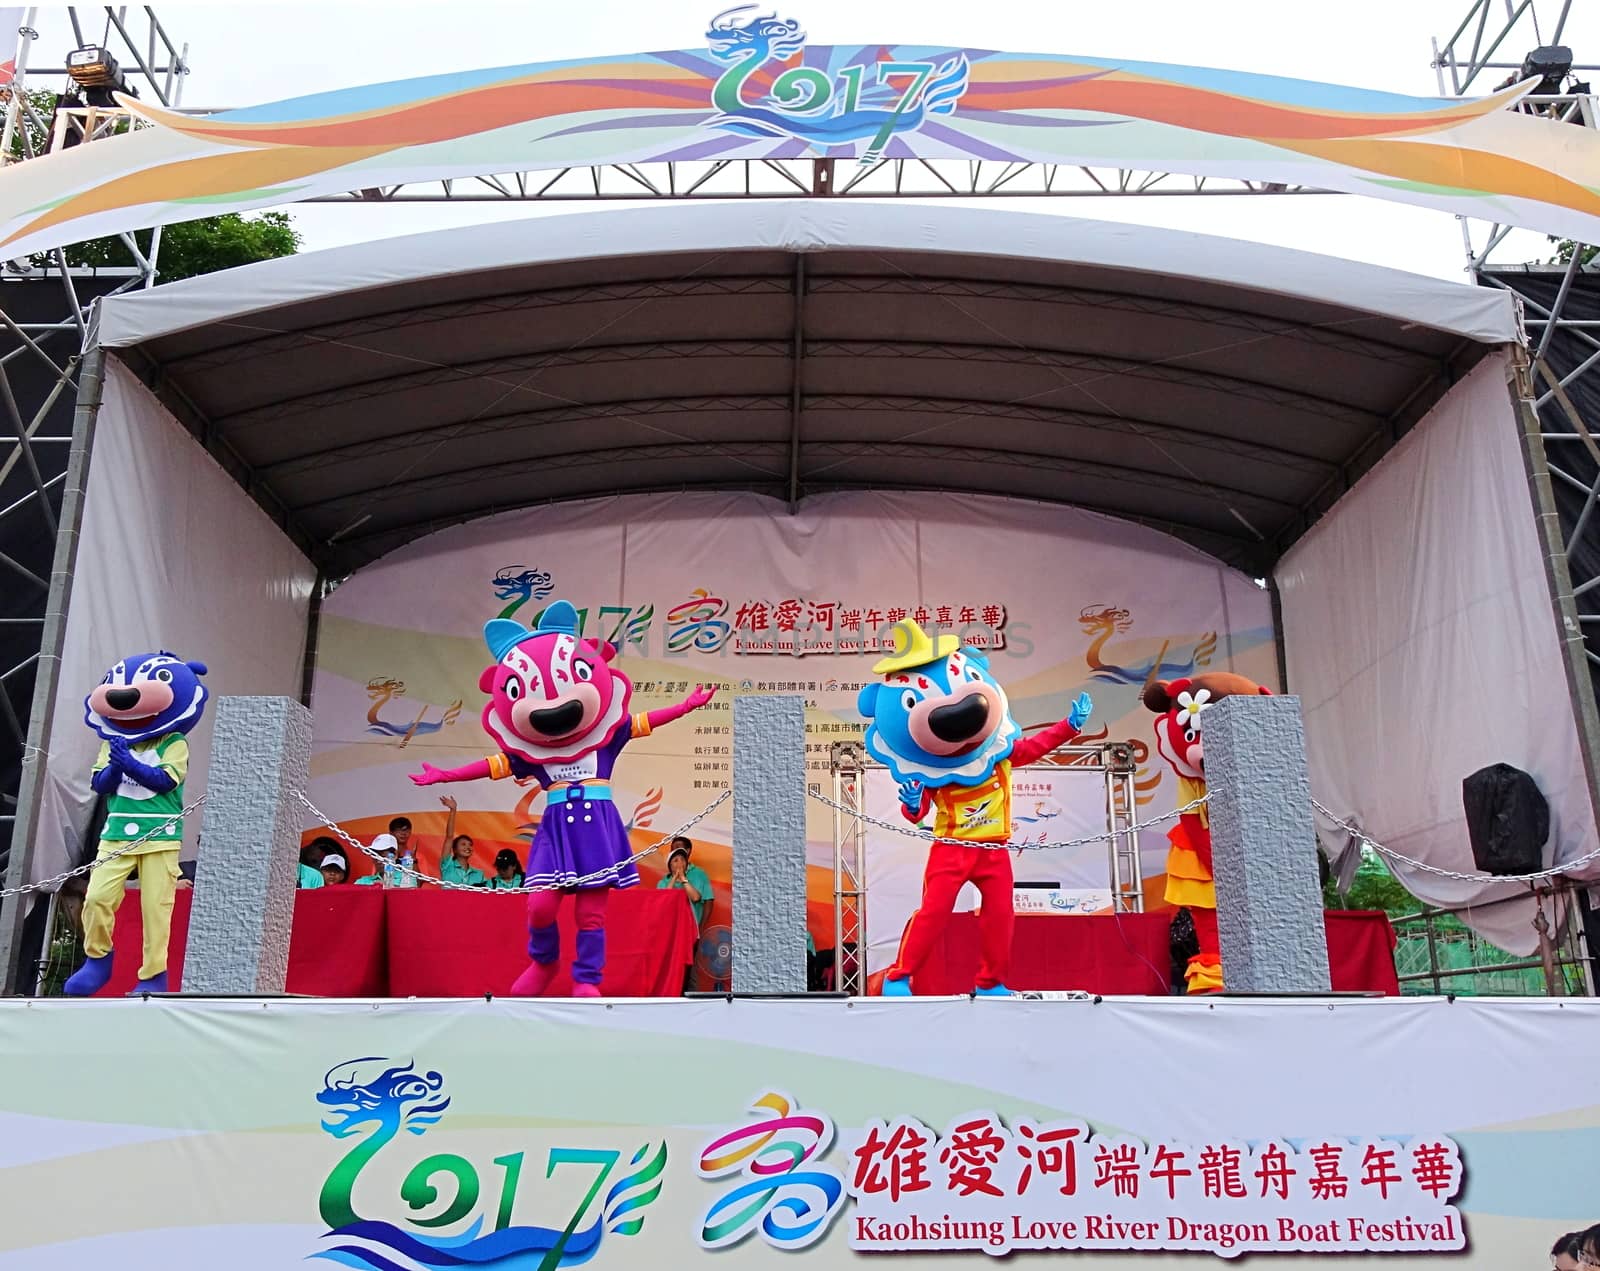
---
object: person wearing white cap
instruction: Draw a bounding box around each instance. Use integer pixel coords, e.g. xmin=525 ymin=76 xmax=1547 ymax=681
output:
xmin=318 ymin=852 xmax=349 ymax=886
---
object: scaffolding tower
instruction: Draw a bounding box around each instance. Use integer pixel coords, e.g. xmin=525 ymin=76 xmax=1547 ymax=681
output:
xmin=0 ymin=8 xmax=187 ymax=879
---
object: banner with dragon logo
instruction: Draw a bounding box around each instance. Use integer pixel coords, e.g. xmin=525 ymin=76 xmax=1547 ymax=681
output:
xmin=305 ymin=489 xmax=1274 ymax=968
xmin=4 ymin=9 xmax=1600 ymax=260
xmin=2 ymin=994 xmax=1594 ymax=1267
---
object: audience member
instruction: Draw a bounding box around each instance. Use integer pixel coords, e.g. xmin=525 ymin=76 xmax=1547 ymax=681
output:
xmin=658 ymin=836 xmax=712 ymax=928
xmin=1554 ymin=1232 xmax=1582 ymax=1271
xmin=356 ymin=834 xmax=397 ymax=886
xmin=299 ymin=835 xmax=338 ymax=889
xmin=489 ymin=849 xmax=525 ymax=890
xmin=436 ymin=795 xmax=487 ymax=887
xmin=1574 ymin=1226 xmax=1600 ymax=1269
xmin=319 ymin=853 xmax=349 ymax=886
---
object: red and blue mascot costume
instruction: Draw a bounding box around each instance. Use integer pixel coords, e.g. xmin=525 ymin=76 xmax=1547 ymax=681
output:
xmin=1143 ymin=672 xmax=1272 ymax=995
xmin=862 ymin=619 xmax=1092 ymax=997
xmin=411 ymin=601 xmax=714 ymax=996
xmin=65 ymin=651 xmax=209 ymax=996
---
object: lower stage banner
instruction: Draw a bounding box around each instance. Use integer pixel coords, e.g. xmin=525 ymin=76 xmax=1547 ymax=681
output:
xmin=1 ymin=996 xmax=1593 ymax=1267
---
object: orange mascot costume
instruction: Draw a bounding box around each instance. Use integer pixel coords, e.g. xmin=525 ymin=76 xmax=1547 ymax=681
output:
xmin=1143 ymin=673 xmax=1271 ymax=995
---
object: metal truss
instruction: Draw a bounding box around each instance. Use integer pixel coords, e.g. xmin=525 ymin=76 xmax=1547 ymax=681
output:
xmin=1434 ymin=2 xmax=1600 ymax=698
xmin=307 ymin=158 xmax=1328 ymax=204
xmin=0 ymin=7 xmax=188 ymax=878
xmin=828 ymin=742 xmax=868 ymax=997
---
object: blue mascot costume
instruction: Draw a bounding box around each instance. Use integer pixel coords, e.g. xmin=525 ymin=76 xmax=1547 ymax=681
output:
xmin=64 ymin=652 xmax=209 ymax=996
xmin=859 ymin=620 xmax=1091 ymax=997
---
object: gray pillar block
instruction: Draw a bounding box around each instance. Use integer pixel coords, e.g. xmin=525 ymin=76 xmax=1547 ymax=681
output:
xmin=186 ymin=697 xmax=312 ymax=994
xmin=1204 ymin=694 xmax=1332 ymax=994
xmin=732 ymin=695 xmax=808 ymax=994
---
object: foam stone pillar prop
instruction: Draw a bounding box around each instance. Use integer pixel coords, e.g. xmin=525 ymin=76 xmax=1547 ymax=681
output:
xmin=185 ymin=697 xmax=312 ymax=994
xmin=732 ymin=695 xmax=808 ymax=993
xmin=1203 ymin=694 xmax=1332 ymax=993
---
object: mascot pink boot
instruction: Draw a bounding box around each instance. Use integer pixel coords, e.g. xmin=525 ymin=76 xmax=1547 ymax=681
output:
xmin=412 ymin=601 xmax=714 ymax=997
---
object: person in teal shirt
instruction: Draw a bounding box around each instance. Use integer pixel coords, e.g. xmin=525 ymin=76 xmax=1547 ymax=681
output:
xmin=298 ymin=862 xmax=324 ymax=889
xmin=437 ymin=795 xmax=488 ymax=888
xmin=488 ymin=848 xmax=525 ymax=890
xmin=657 ymin=836 xmax=712 ymax=928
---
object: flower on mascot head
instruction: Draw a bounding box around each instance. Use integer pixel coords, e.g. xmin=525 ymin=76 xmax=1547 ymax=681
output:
xmin=84 ymin=652 xmax=209 ymax=744
xmin=1143 ymin=673 xmax=1271 ymax=782
xmin=1175 ymin=687 xmax=1211 ymax=730
xmin=856 ymin=620 xmax=1021 ymax=788
xmin=478 ymin=600 xmax=633 ymax=766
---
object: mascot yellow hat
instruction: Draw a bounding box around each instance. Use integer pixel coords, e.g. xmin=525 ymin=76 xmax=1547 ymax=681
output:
xmin=872 ymin=619 xmax=961 ymax=676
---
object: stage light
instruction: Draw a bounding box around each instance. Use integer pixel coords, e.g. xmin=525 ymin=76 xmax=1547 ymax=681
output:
xmin=64 ymin=45 xmax=137 ymax=108
xmin=65 ymin=46 xmax=122 ymax=90
xmin=1519 ymin=45 xmax=1573 ymax=96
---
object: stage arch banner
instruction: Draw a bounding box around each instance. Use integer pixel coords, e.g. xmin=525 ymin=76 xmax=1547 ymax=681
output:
xmin=305 ymin=490 xmax=1276 ymax=963
xmin=5 ymin=10 xmax=1600 ymax=260
xmin=1 ymin=996 xmax=1595 ymax=1266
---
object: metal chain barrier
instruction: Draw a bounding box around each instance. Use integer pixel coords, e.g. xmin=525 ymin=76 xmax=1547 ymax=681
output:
xmin=0 ymin=794 xmax=209 ymax=900
xmin=1312 ymin=798 xmax=1600 ymax=885
xmin=805 ymin=787 xmax=1208 ymax=851
xmin=294 ymin=788 xmax=732 ymax=893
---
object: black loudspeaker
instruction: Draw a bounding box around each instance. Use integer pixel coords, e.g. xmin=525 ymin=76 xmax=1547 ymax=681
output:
xmin=1462 ymin=763 xmax=1550 ymax=876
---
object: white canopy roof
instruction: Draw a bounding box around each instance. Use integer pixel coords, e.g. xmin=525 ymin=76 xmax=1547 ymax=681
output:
xmin=99 ymin=201 xmax=1518 ymax=349
xmin=93 ymin=202 xmax=1520 ymax=574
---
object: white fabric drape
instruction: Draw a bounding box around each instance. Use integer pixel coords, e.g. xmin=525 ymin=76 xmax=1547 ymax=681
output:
xmin=28 ymin=359 xmax=316 ymax=885
xmin=1276 ymin=351 xmax=1597 ymax=953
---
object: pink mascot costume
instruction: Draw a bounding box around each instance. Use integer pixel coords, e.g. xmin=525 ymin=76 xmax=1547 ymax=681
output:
xmin=411 ymin=600 xmax=714 ymax=996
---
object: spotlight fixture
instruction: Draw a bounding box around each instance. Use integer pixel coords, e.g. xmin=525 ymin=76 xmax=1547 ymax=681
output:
xmin=1519 ymin=45 xmax=1573 ymax=96
xmin=64 ymin=45 xmax=137 ymax=108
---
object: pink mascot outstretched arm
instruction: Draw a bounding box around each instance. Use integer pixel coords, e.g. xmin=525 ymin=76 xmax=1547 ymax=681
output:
xmin=411 ymin=601 xmax=715 ymax=997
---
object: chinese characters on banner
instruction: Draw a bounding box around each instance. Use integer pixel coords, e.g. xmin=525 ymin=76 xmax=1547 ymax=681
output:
xmin=697 ymin=1093 xmax=1464 ymax=1259
xmin=664 ymin=592 xmax=1009 ymax=658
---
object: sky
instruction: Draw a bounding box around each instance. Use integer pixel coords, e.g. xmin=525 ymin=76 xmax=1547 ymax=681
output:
xmin=14 ymin=0 xmax=1600 ymax=279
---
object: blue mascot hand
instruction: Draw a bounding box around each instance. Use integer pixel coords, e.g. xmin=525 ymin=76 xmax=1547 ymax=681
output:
xmin=898 ymin=780 xmax=924 ymax=814
xmin=1068 ymin=692 xmax=1093 ymax=731
xmin=90 ymin=764 xmax=123 ymax=796
xmin=107 ymin=741 xmax=176 ymax=793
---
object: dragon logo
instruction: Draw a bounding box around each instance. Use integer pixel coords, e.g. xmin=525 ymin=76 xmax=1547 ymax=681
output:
xmin=705 ymin=7 xmax=970 ymax=164
xmin=1079 ymin=604 xmax=1218 ymax=687
xmin=313 ymin=1057 xmax=667 ymax=1269
xmin=365 ymin=677 xmax=463 ymax=746
xmin=493 ymin=566 xmax=556 ymax=620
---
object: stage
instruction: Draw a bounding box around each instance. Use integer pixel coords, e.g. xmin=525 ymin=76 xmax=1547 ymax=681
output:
xmin=91 ymin=887 xmax=1396 ymax=998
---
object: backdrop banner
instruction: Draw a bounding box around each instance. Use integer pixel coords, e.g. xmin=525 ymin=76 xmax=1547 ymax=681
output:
xmin=305 ymin=490 xmax=1275 ymax=978
xmin=4 ymin=9 xmax=1600 ymax=261
xmin=0 ymin=996 xmax=1593 ymax=1267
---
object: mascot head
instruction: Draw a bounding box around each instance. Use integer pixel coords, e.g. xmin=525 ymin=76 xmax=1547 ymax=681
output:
xmin=1142 ymin=673 xmax=1271 ymax=781
xmin=85 ymin=652 xmax=209 ymax=744
xmin=478 ymin=600 xmax=631 ymax=766
xmin=857 ymin=620 xmax=1020 ymax=787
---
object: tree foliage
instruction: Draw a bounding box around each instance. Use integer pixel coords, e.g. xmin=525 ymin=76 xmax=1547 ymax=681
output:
xmin=61 ymin=213 xmax=302 ymax=281
xmin=1322 ymin=848 xmax=1419 ymax=915
xmin=7 ymin=87 xmax=300 ymax=280
xmin=1550 ymin=237 xmax=1600 ymax=267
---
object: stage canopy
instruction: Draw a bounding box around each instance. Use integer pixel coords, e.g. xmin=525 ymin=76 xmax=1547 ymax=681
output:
xmin=95 ymin=201 xmax=1519 ymax=577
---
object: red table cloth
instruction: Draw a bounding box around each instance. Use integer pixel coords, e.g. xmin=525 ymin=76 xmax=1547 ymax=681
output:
xmin=384 ymin=888 xmax=698 ymax=997
xmin=903 ymin=909 xmax=1399 ymax=996
xmin=98 ymin=886 xmax=390 ymax=996
xmin=98 ymin=884 xmax=696 ymax=997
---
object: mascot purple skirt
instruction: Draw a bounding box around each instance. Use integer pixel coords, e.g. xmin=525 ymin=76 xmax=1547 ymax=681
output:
xmin=413 ymin=601 xmax=714 ymax=997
